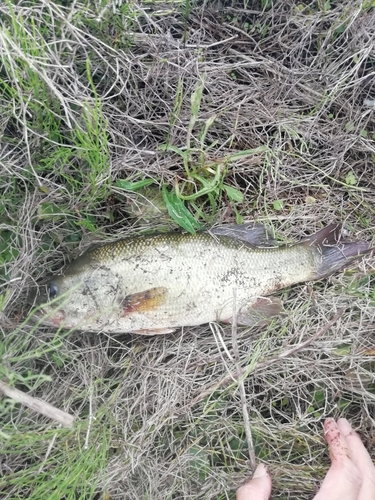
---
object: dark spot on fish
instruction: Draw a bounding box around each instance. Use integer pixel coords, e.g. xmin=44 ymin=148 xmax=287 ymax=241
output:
xmin=80 ymin=284 xmax=101 ymax=310
xmin=220 ymin=268 xmax=237 ymax=283
xmin=247 ymin=277 xmax=257 ymax=287
xmin=270 ymin=271 xmax=285 ymax=290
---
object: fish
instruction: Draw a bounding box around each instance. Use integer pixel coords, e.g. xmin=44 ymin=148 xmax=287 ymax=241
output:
xmin=33 ymin=223 xmax=370 ymax=335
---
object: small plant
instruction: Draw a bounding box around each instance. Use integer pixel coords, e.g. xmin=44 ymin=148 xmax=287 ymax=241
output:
xmin=158 ymin=79 xmax=269 ymax=230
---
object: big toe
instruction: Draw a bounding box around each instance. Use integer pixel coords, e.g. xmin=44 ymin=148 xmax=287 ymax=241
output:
xmin=236 ymin=464 xmax=272 ymax=500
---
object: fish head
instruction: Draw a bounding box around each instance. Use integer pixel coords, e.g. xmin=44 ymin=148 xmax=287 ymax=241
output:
xmin=33 ymin=262 xmax=119 ymax=330
xmin=33 ymin=273 xmax=85 ymax=328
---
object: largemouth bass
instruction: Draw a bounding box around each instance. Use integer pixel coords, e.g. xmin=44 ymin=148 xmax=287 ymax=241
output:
xmin=35 ymin=224 xmax=369 ymax=334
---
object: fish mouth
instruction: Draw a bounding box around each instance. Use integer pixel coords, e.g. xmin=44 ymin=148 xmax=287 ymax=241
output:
xmin=30 ymin=306 xmax=66 ymax=327
xmin=30 ymin=309 xmax=49 ymax=326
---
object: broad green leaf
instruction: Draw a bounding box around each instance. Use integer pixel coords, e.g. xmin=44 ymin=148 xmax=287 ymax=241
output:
xmin=188 ymin=446 xmax=210 ymax=481
xmin=333 ymin=344 xmax=351 ymax=356
xmin=312 ymin=390 xmax=325 ymax=403
xmin=68 ymin=232 xmax=82 ymax=242
xmin=234 ymin=207 xmax=244 ymax=224
xmin=345 ymin=171 xmax=357 ymax=186
xmin=200 ymin=114 xmax=216 ymax=144
xmin=190 ymin=79 xmax=204 ymax=118
xmin=305 ymin=195 xmax=316 ymax=204
xmin=38 ymin=185 xmax=49 ymax=194
xmin=273 ymin=199 xmax=284 ymax=211
xmin=223 ymin=184 xmax=244 ymax=202
xmin=345 ymin=121 xmax=355 ymax=132
xmin=162 ymin=186 xmax=201 ymax=233
xmin=188 ymin=79 xmax=205 ymax=135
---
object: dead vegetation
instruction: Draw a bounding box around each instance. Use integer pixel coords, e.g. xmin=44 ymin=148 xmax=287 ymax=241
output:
xmin=1 ymin=1 xmax=375 ymax=498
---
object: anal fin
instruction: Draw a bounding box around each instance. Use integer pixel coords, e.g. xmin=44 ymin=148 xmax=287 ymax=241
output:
xmin=236 ymin=297 xmax=283 ymax=326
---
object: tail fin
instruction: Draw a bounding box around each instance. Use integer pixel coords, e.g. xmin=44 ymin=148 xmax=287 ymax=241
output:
xmin=304 ymin=224 xmax=372 ymax=278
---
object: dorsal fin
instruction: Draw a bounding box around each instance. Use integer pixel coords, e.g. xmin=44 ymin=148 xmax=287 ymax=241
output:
xmin=210 ymin=223 xmax=277 ymax=247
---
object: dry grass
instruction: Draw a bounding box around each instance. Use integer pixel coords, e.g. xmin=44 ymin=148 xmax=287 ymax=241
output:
xmin=1 ymin=0 xmax=375 ymax=498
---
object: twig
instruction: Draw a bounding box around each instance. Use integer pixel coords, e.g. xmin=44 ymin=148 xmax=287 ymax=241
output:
xmin=38 ymin=433 xmax=58 ymax=473
xmin=83 ymin=391 xmax=94 ymax=450
xmin=0 ymin=380 xmax=75 ymax=428
xmin=210 ymin=322 xmax=234 ymax=362
xmin=231 ymin=289 xmax=256 ymax=472
xmin=186 ymin=308 xmax=345 ymax=410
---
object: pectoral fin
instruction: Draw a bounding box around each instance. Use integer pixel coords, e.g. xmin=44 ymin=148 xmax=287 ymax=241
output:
xmin=236 ymin=297 xmax=284 ymax=326
xmin=122 ymin=287 xmax=168 ymax=315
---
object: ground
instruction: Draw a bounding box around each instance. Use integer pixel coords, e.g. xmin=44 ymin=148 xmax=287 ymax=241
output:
xmin=1 ymin=1 xmax=375 ymax=499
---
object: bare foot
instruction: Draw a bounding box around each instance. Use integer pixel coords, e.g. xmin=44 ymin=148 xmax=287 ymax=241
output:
xmin=314 ymin=418 xmax=375 ymax=500
xmin=236 ymin=418 xmax=375 ymax=500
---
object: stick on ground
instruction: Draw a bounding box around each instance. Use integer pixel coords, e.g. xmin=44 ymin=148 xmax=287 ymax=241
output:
xmin=231 ymin=288 xmax=256 ymax=473
xmin=0 ymin=380 xmax=75 ymax=428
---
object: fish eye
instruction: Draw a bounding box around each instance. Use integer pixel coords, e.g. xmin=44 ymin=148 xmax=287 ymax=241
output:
xmin=47 ymin=282 xmax=59 ymax=301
